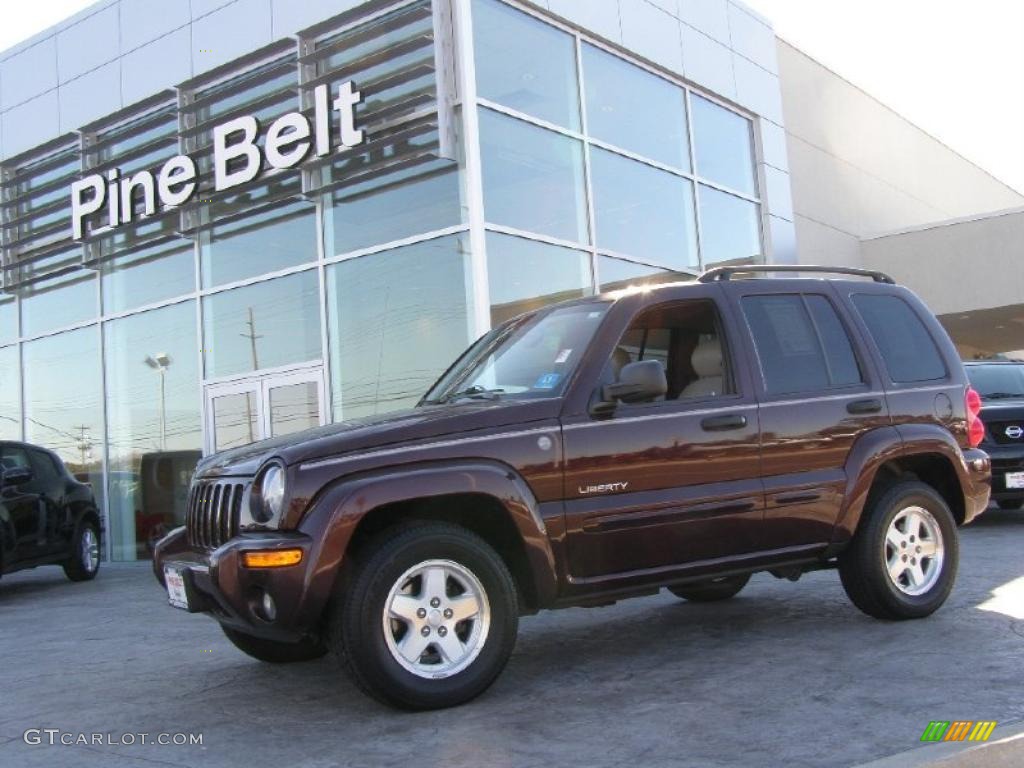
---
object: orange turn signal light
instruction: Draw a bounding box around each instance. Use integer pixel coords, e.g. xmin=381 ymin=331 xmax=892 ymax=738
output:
xmin=242 ymin=549 xmax=303 ymax=568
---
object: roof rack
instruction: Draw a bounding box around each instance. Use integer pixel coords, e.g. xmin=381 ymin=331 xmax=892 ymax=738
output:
xmin=698 ymin=265 xmax=896 ymax=284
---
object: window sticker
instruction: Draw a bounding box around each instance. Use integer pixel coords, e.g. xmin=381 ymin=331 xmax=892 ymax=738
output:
xmin=534 ymin=373 xmax=562 ymax=389
xmin=554 ymin=349 xmax=572 ymax=364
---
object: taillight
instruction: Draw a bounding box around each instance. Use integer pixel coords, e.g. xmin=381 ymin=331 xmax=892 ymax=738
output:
xmin=966 ymin=387 xmax=985 ymax=448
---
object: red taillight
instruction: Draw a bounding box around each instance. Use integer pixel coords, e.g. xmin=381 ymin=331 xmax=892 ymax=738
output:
xmin=966 ymin=387 xmax=985 ymax=448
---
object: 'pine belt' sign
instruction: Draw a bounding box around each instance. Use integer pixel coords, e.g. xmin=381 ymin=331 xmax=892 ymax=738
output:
xmin=70 ymin=82 xmax=364 ymax=240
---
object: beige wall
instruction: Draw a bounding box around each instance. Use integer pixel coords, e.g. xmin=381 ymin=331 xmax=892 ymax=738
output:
xmin=780 ymin=41 xmax=1024 ymax=268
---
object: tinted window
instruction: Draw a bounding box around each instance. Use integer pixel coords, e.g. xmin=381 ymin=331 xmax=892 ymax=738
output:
xmin=852 ymin=294 xmax=947 ymax=383
xmin=29 ymin=449 xmax=61 ymax=488
xmin=0 ymin=446 xmax=31 ymax=471
xmin=966 ymin=365 xmax=1024 ymax=400
xmin=743 ymin=295 xmax=862 ymax=395
xmin=805 ymin=296 xmax=863 ymax=387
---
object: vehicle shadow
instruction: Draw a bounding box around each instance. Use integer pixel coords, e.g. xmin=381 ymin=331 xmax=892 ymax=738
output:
xmin=0 ymin=568 xmax=78 ymax=600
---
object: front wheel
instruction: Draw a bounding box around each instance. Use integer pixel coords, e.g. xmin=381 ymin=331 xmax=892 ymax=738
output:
xmin=329 ymin=522 xmax=519 ymax=710
xmin=221 ymin=626 xmax=327 ymax=663
xmin=839 ymin=481 xmax=958 ymax=620
xmin=63 ymin=518 xmax=101 ymax=582
xmin=668 ymin=573 xmax=750 ymax=602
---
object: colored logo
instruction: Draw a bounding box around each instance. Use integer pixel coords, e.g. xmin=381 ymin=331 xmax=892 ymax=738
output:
xmin=534 ymin=373 xmax=562 ymax=390
xmin=1005 ymin=425 xmax=1023 ymax=439
xmin=920 ymin=721 xmax=997 ymax=743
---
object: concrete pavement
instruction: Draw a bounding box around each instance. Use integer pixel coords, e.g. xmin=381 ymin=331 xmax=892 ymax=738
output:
xmin=1 ymin=507 xmax=1022 ymax=768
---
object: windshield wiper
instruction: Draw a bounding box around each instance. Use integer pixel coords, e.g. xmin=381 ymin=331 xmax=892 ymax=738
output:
xmin=441 ymin=385 xmax=505 ymax=403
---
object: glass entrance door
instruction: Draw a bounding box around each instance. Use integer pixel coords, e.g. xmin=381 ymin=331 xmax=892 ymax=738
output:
xmin=203 ymin=367 xmax=326 ymax=454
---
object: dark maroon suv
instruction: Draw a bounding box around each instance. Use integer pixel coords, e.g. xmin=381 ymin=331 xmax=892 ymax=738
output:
xmin=154 ymin=266 xmax=991 ymax=710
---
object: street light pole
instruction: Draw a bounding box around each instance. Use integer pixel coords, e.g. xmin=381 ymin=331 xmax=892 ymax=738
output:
xmin=144 ymin=353 xmax=173 ymax=451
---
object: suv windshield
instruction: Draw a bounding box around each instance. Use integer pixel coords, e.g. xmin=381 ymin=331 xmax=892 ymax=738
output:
xmin=967 ymin=364 xmax=1024 ymax=400
xmin=424 ymin=302 xmax=611 ymax=404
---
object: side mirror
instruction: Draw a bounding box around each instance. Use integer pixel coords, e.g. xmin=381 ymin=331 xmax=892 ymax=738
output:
xmin=1 ymin=466 xmax=33 ymax=488
xmin=601 ymin=360 xmax=668 ymax=405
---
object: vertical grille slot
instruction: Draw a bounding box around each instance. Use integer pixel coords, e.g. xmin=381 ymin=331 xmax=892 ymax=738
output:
xmin=185 ymin=479 xmax=248 ymax=549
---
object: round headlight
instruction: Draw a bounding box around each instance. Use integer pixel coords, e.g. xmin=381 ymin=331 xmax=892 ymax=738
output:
xmin=254 ymin=464 xmax=286 ymax=524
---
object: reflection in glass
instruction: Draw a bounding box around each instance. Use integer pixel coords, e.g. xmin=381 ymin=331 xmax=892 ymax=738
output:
xmin=473 ymin=0 xmax=580 ymax=130
xmin=22 ymin=326 xmax=103 ymax=503
xmin=486 ymin=232 xmax=591 ymax=325
xmin=328 ymin=236 xmax=473 ymax=421
xmin=213 ymin=391 xmax=260 ymax=451
xmin=0 ymin=346 xmax=20 ymax=440
xmin=691 ymin=94 xmax=756 ymax=195
xmin=582 ymin=44 xmax=689 ymax=170
xmin=200 ymin=199 xmax=317 ymax=288
xmin=19 ymin=270 xmax=97 ymax=337
xmin=698 ymin=185 xmax=761 ymax=266
xmin=203 ymin=270 xmax=322 ymax=378
xmin=105 ymin=302 xmax=201 ymax=562
xmin=598 ymin=256 xmax=687 ymax=292
xmin=269 ymin=382 xmax=320 ymax=438
xmin=480 ymin=109 xmax=588 ymax=244
xmin=326 ymin=160 xmax=463 ymax=257
xmin=102 ymin=241 xmax=195 ymax=315
xmin=0 ymin=297 xmax=16 ymax=344
xmin=591 ymin=148 xmax=697 ymax=269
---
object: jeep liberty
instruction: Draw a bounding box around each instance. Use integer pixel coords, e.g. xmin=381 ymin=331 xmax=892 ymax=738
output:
xmin=154 ymin=265 xmax=991 ymax=710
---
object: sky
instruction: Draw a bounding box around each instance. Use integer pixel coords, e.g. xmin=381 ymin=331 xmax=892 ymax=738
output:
xmin=2 ymin=0 xmax=1023 ymax=194
xmin=741 ymin=0 xmax=1024 ymax=194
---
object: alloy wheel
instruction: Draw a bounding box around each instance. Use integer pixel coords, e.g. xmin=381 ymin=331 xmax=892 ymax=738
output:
xmin=884 ymin=506 xmax=944 ymax=596
xmin=382 ymin=559 xmax=490 ymax=680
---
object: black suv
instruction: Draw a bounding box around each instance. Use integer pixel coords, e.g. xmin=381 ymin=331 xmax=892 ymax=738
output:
xmin=0 ymin=441 xmax=103 ymax=582
xmin=965 ymin=360 xmax=1024 ymax=509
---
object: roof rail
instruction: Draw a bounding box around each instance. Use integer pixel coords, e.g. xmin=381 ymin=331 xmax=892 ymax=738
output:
xmin=698 ymin=265 xmax=896 ymax=284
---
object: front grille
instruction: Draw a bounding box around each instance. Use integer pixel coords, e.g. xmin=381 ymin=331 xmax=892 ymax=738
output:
xmin=186 ymin=480 xmax=246 ymax=549
xmin=987 ymin=421 xmax=1024 ymax=445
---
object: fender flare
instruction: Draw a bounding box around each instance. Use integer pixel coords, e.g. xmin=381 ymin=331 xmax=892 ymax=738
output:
xmin=294 ymin=459 xmax=559 ymax=625
xmin=831 ymin=424 xmax=971 ymax=544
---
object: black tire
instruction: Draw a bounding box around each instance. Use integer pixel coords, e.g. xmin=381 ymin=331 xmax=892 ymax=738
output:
xmin=328 ymin=522 xmax=519 ymax=711
xmin=839 ymin=481 xmax=958 ymax=620
xmin=63 ymin=518 xmax=101 ymax=582
xmin=221 ymin=626 xmax=327 ymax=663
xmin=668 ymin=573 xmax=750 ymax=602
xmin=996 ymin=499 xmax=1023 ymax=511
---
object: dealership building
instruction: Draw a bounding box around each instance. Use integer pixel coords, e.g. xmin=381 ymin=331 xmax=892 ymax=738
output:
xmin=0 ymin=0 xmax=1021 ymax=563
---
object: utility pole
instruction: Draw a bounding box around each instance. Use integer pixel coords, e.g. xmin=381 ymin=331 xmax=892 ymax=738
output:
xmin=240 ymin=306 xmax=263 ymax=372
xmin=74 ymin=425 xmax=93 ymax=466
xmin=239 ymin=307 xmax=263 ymax=445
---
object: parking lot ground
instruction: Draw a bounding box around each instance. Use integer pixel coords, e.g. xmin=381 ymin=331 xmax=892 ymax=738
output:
xmin=1 ymin=507 xmax=1022 ymax=768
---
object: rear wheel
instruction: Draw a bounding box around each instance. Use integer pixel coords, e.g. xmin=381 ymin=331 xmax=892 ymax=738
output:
xmin=221 ymin=626 xmax=327 ymax=663
xmin=63 ymin=518 xmax=101 ymax=582
xmin=996 ymin=499 xmax=1023 ymax=511
xmin=328 ymin=522 xmax=519 ymax=710
xmin=668 ymin=573 xmax=750 ymax=602
xmin=839 ymin=481 xmax=958 ymax=620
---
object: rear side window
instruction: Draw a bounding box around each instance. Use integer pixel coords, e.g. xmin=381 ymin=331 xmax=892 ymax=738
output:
xmin=743 ymin=294 xmax=863 ymax=395
xmin=852 ymin=294 xmax=946 ymax=383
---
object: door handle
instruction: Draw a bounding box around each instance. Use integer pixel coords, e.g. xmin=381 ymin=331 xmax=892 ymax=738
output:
xmin=701 ymin=414 xmax=747 ymax=432
xmin=847 ymin=398 xmax=883 ymax=415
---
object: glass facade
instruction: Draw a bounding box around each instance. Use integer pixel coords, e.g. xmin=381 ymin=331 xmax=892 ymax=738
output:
xmin=0 ymin=0 xmax=766 ymax=563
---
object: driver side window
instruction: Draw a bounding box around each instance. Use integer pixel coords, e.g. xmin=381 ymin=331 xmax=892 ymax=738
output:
xmin=608 ymin=299 xmax=734 ymax=402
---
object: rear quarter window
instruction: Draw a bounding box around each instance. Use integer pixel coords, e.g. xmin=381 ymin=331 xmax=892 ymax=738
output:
xmin=852 ymin=294 xmax=947 ymax=383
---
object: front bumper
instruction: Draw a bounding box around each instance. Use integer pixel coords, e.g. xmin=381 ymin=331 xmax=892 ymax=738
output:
xmin=153 ymin=527 xmax=320 ymax=643
xmin=981 ymin=444 xmax=1024 ymax=501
